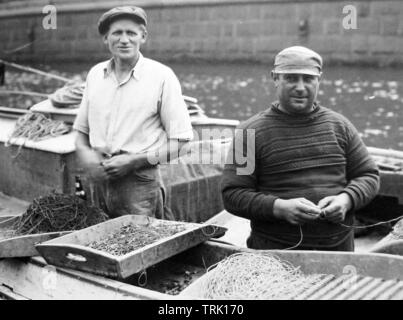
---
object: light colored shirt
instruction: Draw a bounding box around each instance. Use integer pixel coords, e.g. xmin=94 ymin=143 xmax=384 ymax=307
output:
xmin=73 ymin=53 xmax=193 ymax=154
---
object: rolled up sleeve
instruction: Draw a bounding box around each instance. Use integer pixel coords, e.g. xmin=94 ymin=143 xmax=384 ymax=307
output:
xmin=73 ymin=78 xmax=90 ymax=135
xmin=159 ymin=68 xmax=193 ymax=141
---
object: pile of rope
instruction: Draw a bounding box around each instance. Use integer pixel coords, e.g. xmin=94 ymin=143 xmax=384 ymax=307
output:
xmin=49 ymin=82 xmax=85 ymax=108
xmin=5 ymin=112 xmax=70 ymax=144
xmin=198 ymin=252 xmax=323 ymax=300
xmin=11 ymin=193 xmax=109 ymax=236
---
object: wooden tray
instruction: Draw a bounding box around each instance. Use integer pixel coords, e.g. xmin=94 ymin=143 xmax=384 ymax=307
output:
xmin=0 ymin=217 xmax=70 ymax=258
xmin=35 ymin=215 xmax=227 ymax=279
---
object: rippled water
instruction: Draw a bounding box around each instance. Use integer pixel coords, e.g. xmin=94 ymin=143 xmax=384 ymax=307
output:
xmin=1 ymin=62 xmax=402 ymax=150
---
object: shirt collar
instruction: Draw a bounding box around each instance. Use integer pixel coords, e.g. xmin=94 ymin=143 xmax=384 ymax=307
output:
xmin=103 ymin=52 xmax=144 ymax=81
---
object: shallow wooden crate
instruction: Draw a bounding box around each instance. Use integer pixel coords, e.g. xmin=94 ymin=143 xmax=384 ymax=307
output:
xmin=35 ymin=215 xmax=226 ymax=279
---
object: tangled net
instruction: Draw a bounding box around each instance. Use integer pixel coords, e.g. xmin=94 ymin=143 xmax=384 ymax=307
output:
xmin=9 ymin=193 xmax=108 ymax=236
xmin=5 ymin=112 xmax=70 ymax=150
xmin=88 ymin=222 xmax=188 ymax=256
xmin=198 ymin=252 xmax=323 ymax=300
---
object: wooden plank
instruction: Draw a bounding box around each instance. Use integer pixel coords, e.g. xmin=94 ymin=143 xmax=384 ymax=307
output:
xmin=0 ymin=285 xmax=29 ymax=300
xmin=376 ymin=282 xmax=403 ymax=300
xmin=30 ymin=100 xmax=78 ymax=124
xmin=319 ymin=275 xmax=361 ymax=300
xmin=0 ymin=231 xmax=70 ymax=258
xmin=346 ymin=278 xmax=384 ymax=300
xmin=0 ymin=257 xmax=174 ymax=300
xmin=35 ymin=243 xmax=121 ymax=278
xmin=0 ymin=144 xmax=77 ymax=201
xmin=305 ymin=277 xmax=346 ymax=300
xmin=293 ymin=275 xmax=335 ymax=300
xmin=361 ymin=279 xmax=399 ymax=299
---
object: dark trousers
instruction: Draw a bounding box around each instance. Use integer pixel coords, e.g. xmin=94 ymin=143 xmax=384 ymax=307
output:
xmin=247 ymin=231 xmax=355 ymax=252
xmin=89 ymin=167 xmax=174 ymax=220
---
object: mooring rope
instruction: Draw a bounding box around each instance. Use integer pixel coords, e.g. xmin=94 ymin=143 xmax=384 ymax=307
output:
xmin=4 ymin=112 xmax=71 ymax=158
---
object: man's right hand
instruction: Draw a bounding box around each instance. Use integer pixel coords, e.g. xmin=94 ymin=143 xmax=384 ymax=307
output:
xmin=76 ymin=148 xmax=108 ymax=181
xmin=273 ymin=198 xmax=322 ymax=225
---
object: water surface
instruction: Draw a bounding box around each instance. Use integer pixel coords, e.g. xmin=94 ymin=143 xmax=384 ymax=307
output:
xmin=1 ymin=62 xmax=402 ymax=150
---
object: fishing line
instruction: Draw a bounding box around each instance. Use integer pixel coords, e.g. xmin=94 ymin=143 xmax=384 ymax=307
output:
xmin=285 ymin=215 xmax=403 ymax=250
xmin=198 ymin=252 xmax=324 ymax=300
xmin=284 ymin=225 xmax=303 ymax=250
xmin=339 ymin=215 xmax=403 ymax=229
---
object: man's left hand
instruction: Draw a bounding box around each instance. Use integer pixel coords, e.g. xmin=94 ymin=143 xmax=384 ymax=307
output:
xmin=317 ymin=193 xmax=353 ymax=223
xmin=101 ymin=154 xmax=134 ymax=179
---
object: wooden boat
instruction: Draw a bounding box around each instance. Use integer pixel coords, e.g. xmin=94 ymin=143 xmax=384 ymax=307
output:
xmin=1 ymin=240 xmax=403 ymax=300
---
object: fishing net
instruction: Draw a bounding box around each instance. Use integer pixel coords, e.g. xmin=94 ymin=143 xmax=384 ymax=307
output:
xmin=9 ymin=192 xmax=108 ymax=236
xmin=198 ymin=252 xmax=323 ymax=300
xmin=88 ymin=221 xmax=187 ymax=256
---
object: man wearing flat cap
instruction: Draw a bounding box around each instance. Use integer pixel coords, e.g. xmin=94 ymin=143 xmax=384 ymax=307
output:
xmin=222 ymin=46 xmax=379 ymax=251
xmin=74 ymin=6 xmax=193 ymax=218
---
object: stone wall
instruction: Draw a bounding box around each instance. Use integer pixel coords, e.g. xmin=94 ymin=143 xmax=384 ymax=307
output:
xmin=0 ymin=0 xmax=402 ymax=65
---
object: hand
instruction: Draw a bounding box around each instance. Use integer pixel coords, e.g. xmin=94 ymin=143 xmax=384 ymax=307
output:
xmin=273 ymin=198 xmax=322 ymax=225
xmin=101 ymin=154 xmax=134 ymax=180
xmin=318 ymin=193 xmax=353 ymax=223
xmin=76 ymin=148 xmax=107 ymax=181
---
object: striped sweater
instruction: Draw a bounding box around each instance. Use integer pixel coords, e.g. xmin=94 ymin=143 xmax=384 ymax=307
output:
xmin=221 ymin=102 xmax=380 ymax=247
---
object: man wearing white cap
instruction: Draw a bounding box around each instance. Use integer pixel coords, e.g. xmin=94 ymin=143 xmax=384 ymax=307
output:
xmin=73 ymin=6 xmax=193 ymax=218
xmin=222 ymin=46 xmax=379 ymax=251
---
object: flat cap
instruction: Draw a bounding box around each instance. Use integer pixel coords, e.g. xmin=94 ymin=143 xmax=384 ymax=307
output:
xmin=273 ymin=46 xmax=322 ymax=76
xmin=98 ymin=6 xmax=147 ymax=35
